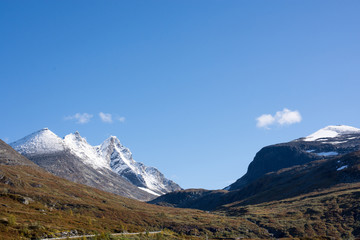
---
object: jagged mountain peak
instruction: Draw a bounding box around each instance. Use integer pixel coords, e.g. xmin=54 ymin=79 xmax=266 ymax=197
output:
xmin=64 ymin=131 xmax=88 ymax=144
xmin=74 ymin=130 xmax=81 ymax=137
xmin=303 ymin=125 xmax=360 ymax=142
xmin=64 ymin=131 xmax=109 ymax=170
xmin=102 ymin=135 xmax=123 ymax=148
xmin=98 ymin=136 xmax=181 ymax=195
xmin=11 ymin=128 xmax=181 ymax=197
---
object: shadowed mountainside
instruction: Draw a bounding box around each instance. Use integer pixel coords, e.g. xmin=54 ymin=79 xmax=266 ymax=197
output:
xmin=228 ymin=127 xmax=360 ymax=191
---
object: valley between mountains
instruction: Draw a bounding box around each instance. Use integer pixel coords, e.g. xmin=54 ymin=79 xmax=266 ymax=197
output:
xmin=2 ymin=125 xmax=360 ymax=239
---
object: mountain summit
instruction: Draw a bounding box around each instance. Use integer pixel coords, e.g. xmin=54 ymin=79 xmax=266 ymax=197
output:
xmin=98 ymin=136 xmax=180 ymax=195
xmin=303 ymin=125 xmax=360 ymax=142
xmin=10 ymin=129 xmax=181 ymax=199
xmin=10 ymin=128 xmax=66 ymax=155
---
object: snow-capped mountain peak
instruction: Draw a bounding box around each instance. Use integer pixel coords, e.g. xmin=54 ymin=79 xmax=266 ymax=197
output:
xmin=99 ymin=136 xmax=137 ymax=174
xmin=304 ymin=125 xmax=360 ymax=142
xmin=64 ymin=132 xmax=110 ymax=170
xmin=11 ymin=128 xmax=181 ymax=196
xmin=100 ymin=136 xmax=123 ymax=152
xmin=99 ymin=136 xmax=132 ymax=164
xmin=98 ymin=136 xmax=180 ymax=195
xmin=11 ymin=128 xmax=66 ymax=155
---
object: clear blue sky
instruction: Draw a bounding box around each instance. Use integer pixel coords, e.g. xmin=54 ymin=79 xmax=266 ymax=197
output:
xmin=1 ymin=1 xmax=360 ymax=189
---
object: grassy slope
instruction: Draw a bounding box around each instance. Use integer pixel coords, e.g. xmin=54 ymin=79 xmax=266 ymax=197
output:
xmin=0 ymin=164 xmax=269 ymax=239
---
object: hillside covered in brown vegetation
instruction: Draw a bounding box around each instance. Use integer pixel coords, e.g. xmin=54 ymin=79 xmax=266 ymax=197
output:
xmin=3 ymin=134 xmax=360 ymax=239
xmin=0 ymin=140 xmax=269 ymax=239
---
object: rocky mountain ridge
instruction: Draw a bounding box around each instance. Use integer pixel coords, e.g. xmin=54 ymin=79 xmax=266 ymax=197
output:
xmin=10 ymin=128 xmax=181 ymax=200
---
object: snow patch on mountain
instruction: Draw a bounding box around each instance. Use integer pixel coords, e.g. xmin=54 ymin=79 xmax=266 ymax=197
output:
xmin=304 ymin=125 xmax=360 ymax=142
xmin=139 ymin=187 xmax=160 ymax=196
xmin=316 ymin=151 xmax=338 ymax=157
xmin=337 ymin=165 xmax=348 ymax=171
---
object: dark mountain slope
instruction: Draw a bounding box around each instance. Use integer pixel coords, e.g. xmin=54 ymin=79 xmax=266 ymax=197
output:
xmin=223 ymin=150 xmax=360 ymax=206
xmin=151 ymin=150 xmax=360 ymax=211
xmin=149 ymin=189 xmax=228 ymax=211
xmin=227 ymin=125 xmax=360 ymax=191
xmin=228 ymin=144 xmax=320 ymax=190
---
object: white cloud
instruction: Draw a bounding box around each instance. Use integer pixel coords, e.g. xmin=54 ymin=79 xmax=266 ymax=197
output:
xmin=256 ymin=108 xmax=302 ymax=129
xmin=99 ymin=112 xmax=113 ymax=123
xmin=275 ymin=108 xmax=302 ymax=125
xmin=256 ymin=114 xmax=275 ymax=128
xmin=65 ymin=113 xmax=93 ymax=124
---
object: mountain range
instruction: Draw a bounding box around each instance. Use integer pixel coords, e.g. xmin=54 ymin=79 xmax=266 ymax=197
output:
xmin=10 ymin=128 xmax=181 ymax=201
xmin=2 ymin=124 xmax=360 ymax=238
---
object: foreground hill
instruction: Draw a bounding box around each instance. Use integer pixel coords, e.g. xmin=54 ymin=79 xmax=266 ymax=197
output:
xmin=10 ymin=128 xmax=181 ymax=200
xmin=219 ymin=182 xmax=360 ymax=239
xmin=0 ymin=139 xmax=268 ymax=239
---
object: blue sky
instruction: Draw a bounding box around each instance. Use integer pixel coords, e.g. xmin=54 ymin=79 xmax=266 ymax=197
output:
xmin=1 ymin=1 xmax=360 ymax=189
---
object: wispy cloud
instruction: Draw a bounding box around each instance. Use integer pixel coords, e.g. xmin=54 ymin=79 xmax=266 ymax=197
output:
xmin=65 ymin=113 xmax=93 ymax=124
xmin=117 ymin=116 xmax=126 ymax=123
xmin=99 ymin=112 xmax=113 ymax=123
xmin=65 ymin=112 xmax=125 ymax=124
xmin=256 ymin=108 xmax=302 ymax=129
